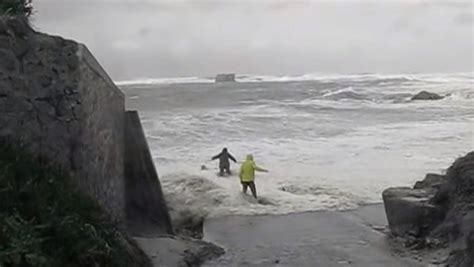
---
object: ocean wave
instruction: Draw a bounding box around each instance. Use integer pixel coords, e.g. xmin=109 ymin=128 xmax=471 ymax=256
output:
xmin=321 ymin=87 xmax=369 ymax=101
xmin=160 ymin=172 xmax=363 ymax=220
xmin=116 ymin=76 xmax=214 ymax=86
xmin=115 ymin=72 xmax=473 ymax=86
xmin=444 ymin=90 xmax=474 ymax=101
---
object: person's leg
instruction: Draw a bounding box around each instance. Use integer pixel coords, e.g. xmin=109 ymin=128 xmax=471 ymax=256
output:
xmin=242 ymin=182 xmax=248 ymax=194
xmin=219 ymin=167 xmax=224 ymax=176
xmin=249 ymin=182 xmax=257 ymax=198
xmin=226 ymin=167 xmax=232 ymax=175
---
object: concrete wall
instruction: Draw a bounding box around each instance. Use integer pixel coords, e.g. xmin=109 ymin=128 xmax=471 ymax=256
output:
xmin=125 ymin=111 xmax=173 ymax=236
xmin=0 ymin=16 xmax=125 ymax=221
xmin=74 ymin=44 xmax=126 ymax=221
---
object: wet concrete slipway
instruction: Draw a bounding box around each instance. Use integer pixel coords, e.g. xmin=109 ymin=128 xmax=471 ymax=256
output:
xmin=202 ymin=205 xmax=423 ymax=267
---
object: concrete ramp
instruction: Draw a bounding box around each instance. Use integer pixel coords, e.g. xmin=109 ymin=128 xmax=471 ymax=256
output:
xmin=203 ymin=205 xmax=424 ymax=267
xmin=124 ymin=111 xmax=173 ymax=236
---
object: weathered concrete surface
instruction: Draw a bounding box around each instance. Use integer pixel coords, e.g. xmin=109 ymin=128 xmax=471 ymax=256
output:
xmin=203 ymin=205 xmax=423 ymax=267
xmin=124 ymin=110 xmax=173 ymax=236
xmin=0 ymin=16 xmax=125 ymax=221
xmin=135 ymin=236 xmax=224 ymax=267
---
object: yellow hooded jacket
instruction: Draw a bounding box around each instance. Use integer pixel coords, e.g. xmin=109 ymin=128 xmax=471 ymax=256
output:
xmin=239 ymin=155 xmax=266 ymax=182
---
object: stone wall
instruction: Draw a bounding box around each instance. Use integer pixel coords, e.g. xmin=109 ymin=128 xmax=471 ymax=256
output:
xmin=0 ymin=16 xmax=125 ymax=221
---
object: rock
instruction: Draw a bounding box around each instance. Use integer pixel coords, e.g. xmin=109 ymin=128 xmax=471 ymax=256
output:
xmin=371 ymin=225 xmax=386 ymax=232
xmin=414 ymin=173 xmax=447 ymax=190
xmin=447 ymin=249 xmax=472 ymax=267
xmin=215 ymin=73 xmax=236 ymax=83
xmin=182 ymin=238 xmax=225 ymax=267
xmin=383 ymin=151 xmax=474 ymax=265
xmin=0 ymin=35 xmax=12 ymax=50
xmin=411 ymin=91 xmax=444 ymax=101
xmin=446 ymin=151 xmax=474 ymax=204
xmin=6 ymin=16 xmax=31 ymax=37
xmin=135 ymin=236 xmax=224 ymax=267
xmin=0 ymin=48 xmax=18 ymax=72
xmin=0 ymin=18 xmax=31 ymax=59
xmin=12 ymin=37 xmax=30 ymax=58
xmin=467 ymin=232 xmax=474 ymax=263
xmin=382 ymin=187 xmax=445 ymax=237
xmin=0 ymin=18 xmax=8 ymax=35
xmin=430 ymin=256 xmax=447 ymax=265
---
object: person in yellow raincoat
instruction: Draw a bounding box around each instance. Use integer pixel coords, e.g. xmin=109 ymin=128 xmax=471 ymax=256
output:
xmin=239 ymin=154 xmax=268 ymax=198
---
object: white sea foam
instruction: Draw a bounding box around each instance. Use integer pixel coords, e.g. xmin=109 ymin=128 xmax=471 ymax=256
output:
xmin=124 ymin=72 xmax=474 ymax=220
xmin=116 ymin=76 xmax=213 ymax=85
xmin=116 ymin=71 xmax=474 ymax=86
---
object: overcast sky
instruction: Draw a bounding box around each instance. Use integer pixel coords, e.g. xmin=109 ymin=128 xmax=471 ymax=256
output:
xmin=33 ymin=0 xmax=473 ymax=81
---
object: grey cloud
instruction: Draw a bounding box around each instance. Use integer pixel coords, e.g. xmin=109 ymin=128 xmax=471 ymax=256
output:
xmin=454 ymin=12 xmax=474 ymax=25
xmin=33 ymin=0 xmax=473 ymax=80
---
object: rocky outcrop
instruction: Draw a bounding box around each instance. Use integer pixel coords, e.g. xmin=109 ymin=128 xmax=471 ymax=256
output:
xmin=124 ymin=111 xmax=173 ymax=237
xmin=215 ymin=73 xmax=235 ymax=83
xmin=413 ymin=173 xmax=446 ymax=190
xmin=383 ymin=151 xmax=474 ymax=266
xmin=0 ymin=16 xmax=126 ymax=221
xmin=382 ymin=187 xmax=444 ymax=238
xmin=411 ymin=91 xmax=444 ymax=100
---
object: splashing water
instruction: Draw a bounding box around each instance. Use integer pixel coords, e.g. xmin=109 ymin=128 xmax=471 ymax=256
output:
xmin=122 ymin=72 xmax=474 ymax=220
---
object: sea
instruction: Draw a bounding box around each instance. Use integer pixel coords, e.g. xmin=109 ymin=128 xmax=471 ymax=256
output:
xmin=119 ymin=72 xmax=473 ymax=220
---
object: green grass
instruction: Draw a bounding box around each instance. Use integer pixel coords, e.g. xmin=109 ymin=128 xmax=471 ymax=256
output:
xmin=0 ymin=142 xmax=149 ymax=267
xmin=0 ymin=0 xmax=33 ymax=17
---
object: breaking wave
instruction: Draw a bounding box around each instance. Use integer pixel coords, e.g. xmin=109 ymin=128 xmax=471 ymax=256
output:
xmin=116 ymin=71 xmax=473 ymax=86
xmin=124 ymin=71 xmax=473 ymax=220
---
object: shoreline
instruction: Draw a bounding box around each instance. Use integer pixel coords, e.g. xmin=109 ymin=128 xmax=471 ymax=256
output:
xmin=172 ymin=201 xmax=387 ymax=240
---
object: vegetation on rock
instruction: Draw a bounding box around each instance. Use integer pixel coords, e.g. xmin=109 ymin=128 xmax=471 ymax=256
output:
xmin=0 ymin=141 xmax=150 ymax=267
xmin=0 ymin=0 xmax=33 ymax=18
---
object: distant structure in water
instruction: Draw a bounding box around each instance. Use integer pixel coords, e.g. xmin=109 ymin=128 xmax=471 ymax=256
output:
xmin=215 ymin=73 xmax=236 ymax=83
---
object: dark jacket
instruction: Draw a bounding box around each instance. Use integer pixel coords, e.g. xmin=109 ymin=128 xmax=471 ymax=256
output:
xmin=212 ymin=149 xmax=237 ymax=168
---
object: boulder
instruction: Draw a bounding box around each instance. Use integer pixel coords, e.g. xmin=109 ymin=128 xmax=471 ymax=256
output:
xmin=446 ymin=151 xmax=474 ymax=204
xmin=215 ymin=73 xmax=236 ymax=83
xmin=411 ymin=91 xmax=444 ymax=100
xmin=383 ymin=151 xmax=474 ymax=264
xmin=382 ymin=187 xmax=445 ymax=237
xmin=413 ymin=173 xmax=447 ymax=190
xmin=135 ymin=236 xmax=224 ymax=267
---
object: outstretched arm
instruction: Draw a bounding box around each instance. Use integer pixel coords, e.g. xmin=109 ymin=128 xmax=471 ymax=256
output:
xmin=253 ymin=163 xmax=268 ymax=172
xmin=211 ymin=153 xmax=221 ymax=160
xmin=228 ymin=153 xmax=237 ymax=163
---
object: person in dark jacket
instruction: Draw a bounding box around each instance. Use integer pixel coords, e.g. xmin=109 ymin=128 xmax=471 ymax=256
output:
xmin=212 ymin=148 xmax=237 ymax=176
